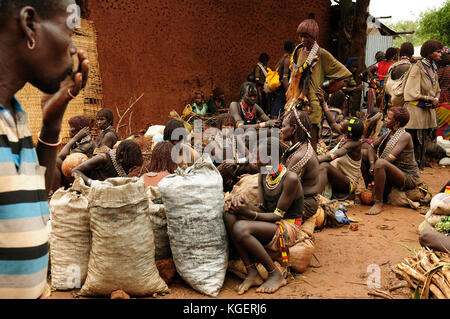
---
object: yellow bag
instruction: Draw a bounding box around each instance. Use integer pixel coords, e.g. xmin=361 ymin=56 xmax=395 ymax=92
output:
xmin=264 ymin=67 xmax=281 ymax=93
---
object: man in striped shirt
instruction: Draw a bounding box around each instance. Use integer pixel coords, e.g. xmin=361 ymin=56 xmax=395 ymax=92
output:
xmin=0 ymin=0 xmax=89 ymax=298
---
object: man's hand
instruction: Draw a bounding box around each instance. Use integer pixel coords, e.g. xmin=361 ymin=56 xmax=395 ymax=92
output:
xmin=41 ymin=50 xmax=89 ymax=133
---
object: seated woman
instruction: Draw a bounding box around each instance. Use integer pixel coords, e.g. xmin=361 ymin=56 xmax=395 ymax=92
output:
xmin=191 ymin=90 xmax=209 ymax=117
xmin=72 ymin=139 xmax=143 ymax=186
xmin=362 ymin=106 xmax=420 ymax=215
xmin=317 ymin=88 xmax=364 ymax=199
xmin=142 ymin=141 xmax=176 ymax=189
xmin=95 ymin=108 xmax=120 ymax=150
xmin=207 ymin=87 xmax=227 ymax=114
xmin=224 ymin=137 xmax=304 ymax=295
xmin=207 ymin=113 xmax=258 ymax=192
xmin=280 ymin=108 xmax=324 ymax=220
xmin=52 ymin=115 xmax=96 ymax=191
xmin=163 ymin=119 xmax=200 ymax=169
xmin=230 ymin=82 xmax=279 ymax=131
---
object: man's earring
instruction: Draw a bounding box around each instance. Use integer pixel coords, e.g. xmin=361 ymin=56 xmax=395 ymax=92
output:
xmin=27 ymin=38 xmax=36 ymax=50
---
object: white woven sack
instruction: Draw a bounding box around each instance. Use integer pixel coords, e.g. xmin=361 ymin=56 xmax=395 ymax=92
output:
xmin=80 ymin=177 xmax=169 ymax=296
xmin=158 ymin=155 xmax=228 ymax=297
xmin=49 ymin=177 xmax=91 ymax=290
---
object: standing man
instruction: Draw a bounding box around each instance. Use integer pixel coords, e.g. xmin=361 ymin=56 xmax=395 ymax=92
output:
xmin=0 ymin=0 xmax=89 ymax=298
xmin=286 ymin=19 xmax=352 ymax=152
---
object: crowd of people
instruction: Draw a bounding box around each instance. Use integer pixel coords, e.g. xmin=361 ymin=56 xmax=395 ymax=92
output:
xmin=0 ymin=0 xmax=449 ymax=299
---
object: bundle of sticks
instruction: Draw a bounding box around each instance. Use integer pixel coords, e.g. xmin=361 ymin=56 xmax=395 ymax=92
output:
xmin=391 ymin=248 xmax=450 ymax=299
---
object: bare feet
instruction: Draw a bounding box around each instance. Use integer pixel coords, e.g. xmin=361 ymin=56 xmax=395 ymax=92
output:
xmin=366 ymin=201 xmax=384 ymax=215
xmin=256 ymin=268 xmax=287 ymax=294
xmin=236 ymin=267 xmax=263 ymax=295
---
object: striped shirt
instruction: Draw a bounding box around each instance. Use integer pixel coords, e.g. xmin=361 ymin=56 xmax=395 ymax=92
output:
xmin=0 ymin=97 xmax=49 ymax=299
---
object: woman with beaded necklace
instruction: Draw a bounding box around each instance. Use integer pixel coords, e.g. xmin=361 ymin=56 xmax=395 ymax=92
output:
xmin=317 ymin=88 xmax=364 ymax=200
xmin=403 ymin=40 xmax=442 ymax=169
xmin=224 ymin=137 xmax=304 ymax=295
xmin=363 ymin=107 xmax=420 ymax=216
xmin=230 ymin=82 xmax=279 ymax=131
xmin=95 ymin=108 xmax=120 ymax=150
xmin=280 ymin=108 xmax=323 ymax=220
xmin=72 ymin=139 xmax=143 ymax=186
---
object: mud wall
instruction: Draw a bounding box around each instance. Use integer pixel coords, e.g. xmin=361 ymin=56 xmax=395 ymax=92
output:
xmin=87 ymin=0 xmax=331 ymax=133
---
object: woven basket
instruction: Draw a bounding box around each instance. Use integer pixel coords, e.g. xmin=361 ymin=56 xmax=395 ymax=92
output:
xmin=16 ymin=19 xmax=104 ymax=143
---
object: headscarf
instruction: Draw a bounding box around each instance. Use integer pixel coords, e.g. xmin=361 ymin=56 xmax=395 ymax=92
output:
xmin=375 ymin=51 xmax=385 ymax=62
xmin=296 ymin=19 xmax=319 ymax=40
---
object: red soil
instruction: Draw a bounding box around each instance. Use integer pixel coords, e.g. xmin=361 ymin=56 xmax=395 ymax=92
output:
xmin=51 ymin=166 xmax=450 ymax=299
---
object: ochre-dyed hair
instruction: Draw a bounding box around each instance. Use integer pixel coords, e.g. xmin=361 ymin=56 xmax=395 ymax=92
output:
xmin=285 ymin=109 xmax=312 ymax=143
xmin=148 ymin=141 xmax=176 ymax=173
xmin=216 ymin=113 xmax=235 ymax=129
xmin=117 ymin=139 xmax=143 ymax=171
xmin=385 ymin=47 xmax=399 ymax=61
xmin=68 ymin=115 xmax=93 ymax=132
xmin=400 ymin=42 xmax=414 ymax=58
xmin=96 ymin=108 xmax=114 ymax=125
xmin=421 ymin=40 xmax=443 ymax=59
xmin=389 ymin=106 xmax=410 ymax=127
xmin=163 ymin=119 xmax=187 ymax=142
xmin=297 ymin=19 xmax=319 ymax=40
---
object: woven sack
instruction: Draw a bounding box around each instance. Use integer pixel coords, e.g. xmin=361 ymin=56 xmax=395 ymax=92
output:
xmin=158 ymin=155 xmax=228 ymax=297
xmin=49 ymin=177 xmax=90 ymax=290
xmin=80 ymin=177 xmax=169 ymax=296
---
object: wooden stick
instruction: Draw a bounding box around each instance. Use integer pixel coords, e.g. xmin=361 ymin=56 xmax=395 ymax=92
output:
xmin=116 ymin=93 xmax=144 ymax=134
xmin=368 ymin=289 xmax=394 ymax=299
xmin=389 ymin=281 xmax=408 ymax=291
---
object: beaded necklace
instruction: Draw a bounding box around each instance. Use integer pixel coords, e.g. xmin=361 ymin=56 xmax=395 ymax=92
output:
xmin=288 ymin=142 xmax=314 ymax=173
xmin=109 ymin=149 xmax=128 ymax=177
xmin=421 ymin=60 xmax=438 ymax=88
xmin=240 ymin=101 xmax=255 ymax=122
xmin=265 ymin=164 xmax=287 ymax=190
xmin=378 ymin=127 xmax=406 ymax=159
xmin=76 ymin=135 xmax=92 ymax=147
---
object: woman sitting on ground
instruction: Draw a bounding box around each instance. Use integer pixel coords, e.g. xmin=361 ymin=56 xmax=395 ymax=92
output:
xmin=362 ymin=107 xmax=420 ymax=215
xmin=207 ymin=113 xmax=258 ymax=192
xmin=230 ymin=82 xmax=279 ymax=131
xmin=280 ymin=108 xmax=324 ymax=220
xmin=52 ymin=115 xmax=96 ymax=191
xmin=317 ymin=88 xmax=364 ymax=199
xmin=72 ymin=139 xmax=143 ymax=186
xmin=95 ymin=108 xmax=120 ymax=150
xmin=164 ymin=119 xmax=200 ymax=169
xmin=191 ymin=90 xmax=209 ymax=117
xmin=224 ymin=137 xmax=304 ymax=295
xmin=142 ymin=141 xmax=176 ymax=189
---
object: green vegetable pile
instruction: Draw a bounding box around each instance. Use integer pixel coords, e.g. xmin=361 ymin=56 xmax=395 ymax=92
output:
xmin=434 ymin=216 xmax=450 ymax=234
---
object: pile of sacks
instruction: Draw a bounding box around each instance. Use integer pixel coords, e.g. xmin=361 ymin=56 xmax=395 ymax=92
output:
xmin=49 ymin=177 xmax=169 ymax=297
xmin=419 ymin=192 xmax=450 ymax=234
xmin=49 ymin=155 xmax=229 ymax=298
xmin=437 ymin=136 xmax=450 ymax=166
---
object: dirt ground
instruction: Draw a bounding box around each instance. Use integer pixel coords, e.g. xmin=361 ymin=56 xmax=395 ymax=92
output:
xmin=52 ymin=166 xmax=450 ymax=300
